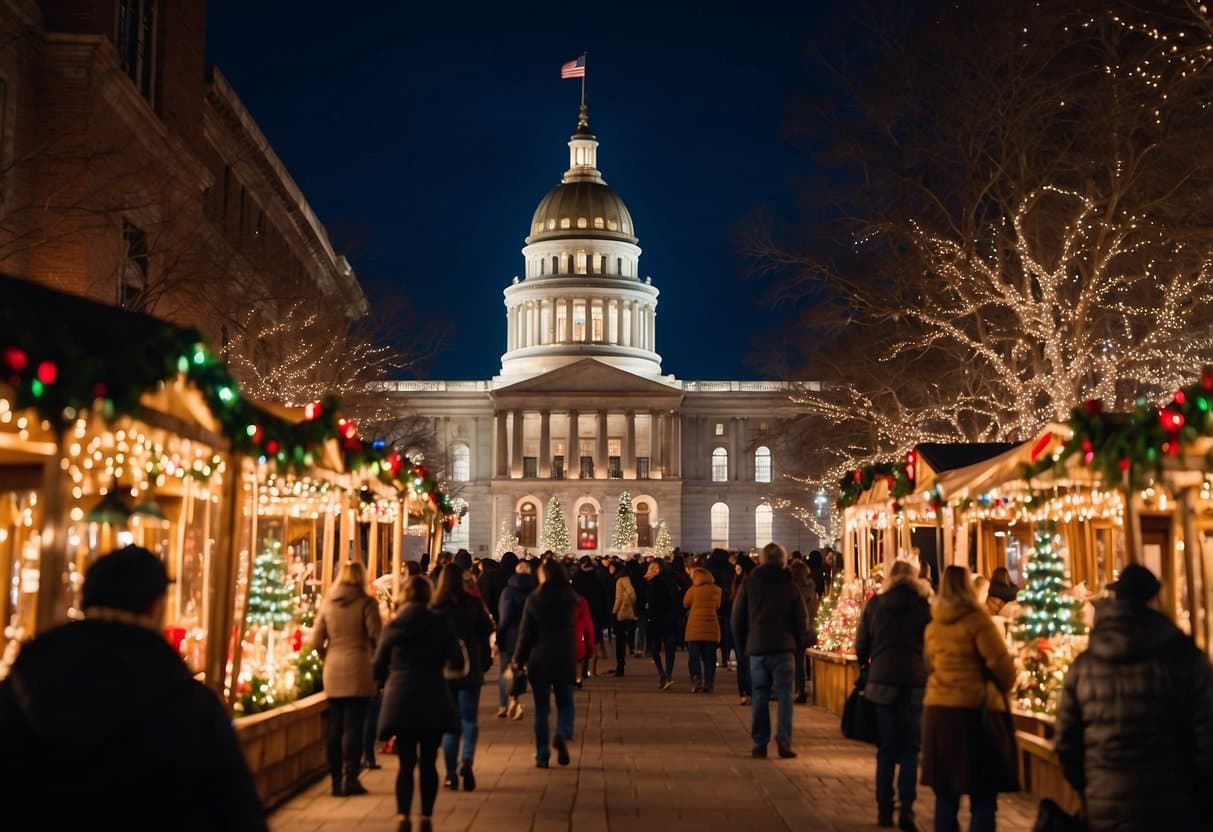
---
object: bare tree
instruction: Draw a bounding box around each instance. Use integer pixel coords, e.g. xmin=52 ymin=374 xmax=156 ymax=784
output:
xmin=746 ymin=0 xmax=1213 ymax=518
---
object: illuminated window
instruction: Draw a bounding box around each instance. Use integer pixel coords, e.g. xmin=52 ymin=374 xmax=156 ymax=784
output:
xmin=560 ymin=217 xmax=571 ymax=229
xmin=715 ymin=423 xmax=724 ymax=436
xmin=593 ymin=217 xmax=604 ymax=229
xmin=575 ymin=251 xmax=587 ymax=274
xmin=636 ymin=501 xmax=652 ymax=547
xmin=755 ymin=504 xmax=773 ymax=548
xmin=578 ymin=503 xmax=598 ymax=549
xmin=116 ymin=0 xmax=156 ymax=100
xmin=518 ymin=502 xmax=538 ymax=547
xmin=548 ymin=218 xmax=556 ymax=230
xmin=577 ymin=217 xmax=587 ymax=228
xmin=712 ymin=448 xmax=728 ymax=482
xmin=710 ymin=503 xmax=729 ymax=549
xmin=607 ymin=218 xmax=618 ymax=231
xmin=451 ymin=443 xmax=471 ymax=482
xmin=754 ymin=446 xmax=772 ymax=483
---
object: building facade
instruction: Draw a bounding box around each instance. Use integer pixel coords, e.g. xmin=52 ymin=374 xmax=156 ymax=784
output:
xmin=0 ymin=0 xmax=364 ymax=347
xmin=378 ymin=106 xmax=816 ymax=556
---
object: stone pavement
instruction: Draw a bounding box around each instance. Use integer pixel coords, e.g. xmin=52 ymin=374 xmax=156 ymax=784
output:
xmin=271 ymin=663 xmax=1039 ymax=832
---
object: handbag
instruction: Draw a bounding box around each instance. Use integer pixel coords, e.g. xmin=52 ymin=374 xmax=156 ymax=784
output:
xmin=979 ymin=676 xmax=1021 ymax=793
xmin=841 ymin=667 xmax=878 ymax=745
xmin=508 ymin=665 xmax=529 ymax=699
xmin=1032 ymin=798 xmax=1086 ymax=832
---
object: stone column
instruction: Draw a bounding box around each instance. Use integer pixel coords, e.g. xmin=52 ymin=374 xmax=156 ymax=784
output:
xmin=653 ymin=411 xmax=664 ymax=478
xmin=583 ymin=299 xmax=593 ymax=343
xmin=539 ymin=410 xmax=551 ymax=478
xmin=663 ymin=411 xmax=675 ymax=477
xmin=624 ymin=409 xmax=636 ymax=477
xmin=564 ymin=298 xmax=574 ymax=343
xmin=648 ymin=410 xmax=659 ymax=472
xmin=595 ymin=410 xmax=608 ymax=479
xmin=495 ymin=411 xmax=508 ymax=477
xmin=670 ymin=412 xmax=681 ymax=478
xmin=648 ymin=307 xmax=656 ymax=351
xmin=732 ymin=417 xmax=743 ymax=481
xmin=630 ymin=301 xmax=639 ymax=348
xmin=546 ymin=300 xmax=556 ymax=344
xmin=511 ymin=409 xmax=524 ymax=478
xmin=568 ymin=409 xmax=580 ymax=477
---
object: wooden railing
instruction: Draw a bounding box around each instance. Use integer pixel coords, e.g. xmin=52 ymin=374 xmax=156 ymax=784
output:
xmin=235 ymin=693 xmax=328 ymax=809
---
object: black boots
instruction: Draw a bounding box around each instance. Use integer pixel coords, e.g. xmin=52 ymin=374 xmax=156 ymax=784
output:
xmin=331 ymin=772 xmax=343 ymax=797
xmin=898 ymin=808 xmax=919 ymax=832
xmin=343 ymin=765 xmax=368 ymax=796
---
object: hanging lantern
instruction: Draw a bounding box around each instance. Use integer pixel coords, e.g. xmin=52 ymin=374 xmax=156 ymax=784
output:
xmin=130 ymin=492 xmax=171 ymax=561
xmin=86 ymin=490 xmax=132 ymax=555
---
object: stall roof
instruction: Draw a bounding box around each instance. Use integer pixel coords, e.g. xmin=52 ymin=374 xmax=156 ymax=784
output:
xmin=930 ymin=425 xmax=1075 ymax=501
xmin=916 ymin=443 xmax=1019 ymax=475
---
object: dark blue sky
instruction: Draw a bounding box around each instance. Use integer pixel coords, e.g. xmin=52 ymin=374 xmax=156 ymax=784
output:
xmin=206 ymin=1 xmax=823 ymax=380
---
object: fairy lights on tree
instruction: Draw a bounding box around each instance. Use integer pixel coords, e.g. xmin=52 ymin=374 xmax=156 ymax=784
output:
xmin=541 ymin=495 xmax=570 ymax=553
xmin=653 ymin=521 xmax=674 ymax=556
xmin=611 ymin=491 xmax=636 ymax=550
xmin=494 ymin=518 xmax=520 ymax=558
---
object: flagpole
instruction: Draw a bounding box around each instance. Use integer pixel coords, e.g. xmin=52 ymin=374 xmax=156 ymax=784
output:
xmin=580 ymin=52 xmax=587 ymax=109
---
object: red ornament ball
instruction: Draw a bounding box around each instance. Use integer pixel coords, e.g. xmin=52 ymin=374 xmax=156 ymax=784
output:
xmin=1118 ymin=457 xmax=1131 ymax=472
xmin=1083 ymin=399 xmax=1103 ymax=416
xmin=36 ymin=361 xmax=56 ymax=385
xmin=1 ymin=347 xmax=27 ymax=372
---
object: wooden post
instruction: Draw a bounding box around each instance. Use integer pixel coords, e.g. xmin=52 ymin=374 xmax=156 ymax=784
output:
xmin=391 ymin=504 xmax=404 ymax=608
xmin=0 ymin=493 xmax=16 ymax=657
xmin=33 ymin=432 xmax=69 ymax=634
xmin=366 ymin=512 xmax=379 ymax=582
xmin=204 ymin=455 xmax=241 ymax=700
xmin=1181 ymin=487 xmax=1202 ymax=647
xmin=225 ymin=471 xmax=259 ymax=708
xmin=1125 ymin=489 xmax=1144 ymax=566
xmin=842 ymin=512 xmax=854 ymax=582
xmin=320 ymin=506 xmax=336 ymax=595
xmin=338 ymin=495 xmax=353 ymax=567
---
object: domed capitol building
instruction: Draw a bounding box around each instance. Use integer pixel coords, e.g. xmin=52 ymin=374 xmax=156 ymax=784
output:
xmin=378 ymin=105 xmax=816 ymax=556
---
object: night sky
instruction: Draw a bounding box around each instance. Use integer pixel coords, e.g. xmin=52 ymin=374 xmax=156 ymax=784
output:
xmin=205 ymin=1 xmax=825 ymax=381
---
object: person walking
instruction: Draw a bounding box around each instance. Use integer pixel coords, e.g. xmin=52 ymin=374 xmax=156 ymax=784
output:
xmin=478 ymin=551 xmax=517 ymax=624
xmin=788 ymin=558 xmax=819 ymax=704
xmin=572 ymin=556 xmax=609 ymax=677
xmin=731 ymin=542 xmax=806 ymax=759
xmin=0 ymin=545 xmax=267 ymax=831
xmin=512 ymin=559 xmax=579 ymax=768
xmin=431 ymin=563 xmax=493 ymax=792
xmin=921 ymin=565 xmax=1015 ymax=832
xmin=684 ymin=561 xmax=722 ymax=693
xmin=855 ymin=560 xmax=932 ymax=831
xmin=612 ymin=566 xmax=638 ymax=676
xmin=707 ymin=548 xmax=735 ymax=670
xmin=496 ymin=559 xmax=537 ymax=718
xmin=1054 ymin=564 xmax=1213 ymax=831
xmin=312 ymin=560 xmax=383 ymax=797
xmin=645 ymin=558 xmax=682 ymax=690
xmin=573 ymin=590 xmax=597 ymax=688
xmin=374 ymin=576 xmax=467 ymax=832
xmin=733 ymin=554 xmax=756 ymax=704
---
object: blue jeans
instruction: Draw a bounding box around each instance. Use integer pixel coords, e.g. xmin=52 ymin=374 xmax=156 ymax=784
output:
xmin=497 ymin=652 xmax=511 ymax=708
xmin=874 ymin=688 xmax=923 ymax=814
xmin=441 ymin=687 xmax=480 ymax=776
xmin=687 ymin=641 xmax=718 ymax=689
xmin=531 ymin=680 xmax=575 ymax=762
xmin=934 ymin=792 xmax=996 ymax=832
xmin=749 ymin=652 xmax=794 ymax=747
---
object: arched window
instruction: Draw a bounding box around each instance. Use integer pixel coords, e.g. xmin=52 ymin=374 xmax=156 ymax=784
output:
xmin=635 ymin=501 xmax=651 ymax=548
xmin=712 ymin=447 xmax=728 ymax=482
xmin=754 ymin=446 xmax=772 ymax=483
xmin=451 ymin=443 xmax=471 ymax=482
xmin=710 ymin=502 xmax=729 ymax=549
xmin=518 ymin=501 xmax=538 ymax=548
xmin=552 ymin=255 xmax=558 ymax=274
xmin=755 ymin=504 xmax=774 ymax=548
xmin=578 ymin=503 xmax=598 ymax=550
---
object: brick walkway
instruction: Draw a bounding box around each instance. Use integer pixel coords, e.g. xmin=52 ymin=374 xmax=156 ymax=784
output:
xmin=271 ymin=663 xmax=1038 ymax=832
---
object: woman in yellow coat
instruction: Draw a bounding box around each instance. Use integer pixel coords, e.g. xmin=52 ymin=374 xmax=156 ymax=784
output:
xmin=683 ymin=565 xmax=722 ymax=693
xmin=921 ymin=566 xmax=1015 ymax=832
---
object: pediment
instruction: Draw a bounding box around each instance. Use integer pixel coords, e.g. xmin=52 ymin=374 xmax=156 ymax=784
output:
xmin=493 ymin=359 xmax=681 ymax=398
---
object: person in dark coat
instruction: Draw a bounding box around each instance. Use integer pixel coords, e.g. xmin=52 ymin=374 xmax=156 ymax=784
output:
xmin=708 ymin=548 xmax=735 ymax=669
xmin=807 ymin=550 xmax=828 ymax=598
xmin=1054 ymin=564 xmax=1213 ymax=832
xmin=732 ymin=554 xmax=757 ymax=703
xmin=374 ymin=575 xmax=466 ymax=829
xmin=513 ymin=558 xmax=580 ymax=768
xmin=644 ymin=558 xmax=683 ymax=690
xmin=732 ymin=543 xmax=806 ymax=759
xmin=431 ymin=563 xmax=493 ymax=793
xmin=0 ymin=546 xmax=267 ymax=832
xmin=572 ymin=556 xmax=609 ymax=676
xmin=855 ymin=560 xmax=932 ymax=831
xmin=627 ymin=557 xmax=648 ymax=656
xmin=478 ymin=551 xmax=517 ymax=624
xmin=495 ymin=560 xmax=537 ymax=718
xmin=787 ymin=559 xmax=820 ymax=704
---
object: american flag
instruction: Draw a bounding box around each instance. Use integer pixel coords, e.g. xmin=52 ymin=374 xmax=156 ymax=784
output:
xmin=560 ymin=55 xmax=586 ymax=79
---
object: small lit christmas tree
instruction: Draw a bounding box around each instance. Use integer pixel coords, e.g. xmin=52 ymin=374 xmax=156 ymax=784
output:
xmin=541 ymin=495 xmax=570 ymax=552
xmin=247 ymin=538 xmax=294 ymax=628
xmin=653 ymin=521 xmax=674 ymax=556
xmin=1018 ymin=526 xmax=1085 ymax=640
xmin=495 ymin=518 xmax=520 ymax=558
xmin=611 ymin=491 xmax=636 ymax=550
xmin=817 ymin=577 xmax=862 ymax=655
xmin=813 ymin=570 xmax=843 ymax=637
xmin=1012 ymin=524 xmax=1088 ymax=715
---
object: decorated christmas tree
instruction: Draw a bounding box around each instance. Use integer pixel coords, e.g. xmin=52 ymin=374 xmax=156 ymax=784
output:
xmin=653 ymin=521 xmax=674 ymax=556
xmin=817 ymin=577 xmax=863 ymax=655
xmin=494 ymin=518 xmax=520 ymax=557
xmin=611 ymin=491 xmax=636 ymax=550
xmin=813 ymin=570 xmax=843 ymax=637
xmin=246 ymin=538 xmax=294 ymax=628
xmin=1012 ymin=525 xmax=1088 ymax=715
xmin=541 ymin=495 xmax=570 ymax=552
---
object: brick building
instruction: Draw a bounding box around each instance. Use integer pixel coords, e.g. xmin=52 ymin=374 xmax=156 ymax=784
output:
xmin=0 ymin=0 xmax=363 ymax=346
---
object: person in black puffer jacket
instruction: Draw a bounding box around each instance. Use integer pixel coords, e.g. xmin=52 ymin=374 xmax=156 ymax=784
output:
xmin=0 ymin=546 xmax=267 ymax=832
xmin=731 ymin=543 xmax=807 ymax=759
xmin=1054 ymin=564 xmax=1213 ymax=832
xmin=855 ymin=560 xmax=932 ymax=831
xmin=708 ymin=548 xmax=735 ymax=668
xmin=478 ymin=551 xmax=517 ymax=624
xmin=513 ymin=559 xmax=579 ymax=768
xmin=431 ymin=563 xmax=493 ymax=793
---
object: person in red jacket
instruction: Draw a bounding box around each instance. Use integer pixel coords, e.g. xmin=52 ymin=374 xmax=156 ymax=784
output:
xmin=573 ymin=594 xmax=597 ymax=689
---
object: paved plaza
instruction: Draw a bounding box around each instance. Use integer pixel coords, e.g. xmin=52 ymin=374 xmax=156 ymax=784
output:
xmin=271 ymin=665 xmax=1038 ymax=832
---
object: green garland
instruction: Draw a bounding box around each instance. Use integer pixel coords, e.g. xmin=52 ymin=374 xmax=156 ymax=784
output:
xmin=0 ymin=275 xmax=452 ymax=515
xmin=836 ymin=455 xmax=917 ymax=510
